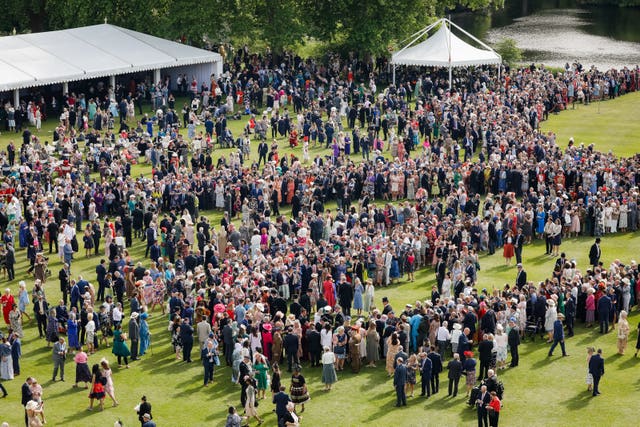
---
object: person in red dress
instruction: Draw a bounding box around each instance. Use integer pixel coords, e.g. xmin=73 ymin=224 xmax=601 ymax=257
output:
xmin=502 ymin=231 xmax=515 ymax=266
xmin=1 ymin=289 xmax=15 ymax=325
xmin=322 ymin=277 xmax=336 ymax=308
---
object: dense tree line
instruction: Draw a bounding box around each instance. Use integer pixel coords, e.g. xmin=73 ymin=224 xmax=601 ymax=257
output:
xmin=0 ymin=0 xmax=500 ymax=56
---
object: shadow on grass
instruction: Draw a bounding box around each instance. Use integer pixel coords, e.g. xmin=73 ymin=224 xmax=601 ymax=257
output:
xmin=559 ymin=389 xmax=594 ymax=410
xmin=617 ymin=355 xmax=639 ymax=370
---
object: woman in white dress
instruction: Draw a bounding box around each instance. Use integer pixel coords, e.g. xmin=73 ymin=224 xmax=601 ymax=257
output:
xmin=363 ymin=279 xmax=375 ymax=313
xmin=619 ymin=202 xmax=628 ymax=232
xmin=100 ymin=359 xmax=118 ymax=406
xmin=494 ymin=325 xmax=508 ymax=370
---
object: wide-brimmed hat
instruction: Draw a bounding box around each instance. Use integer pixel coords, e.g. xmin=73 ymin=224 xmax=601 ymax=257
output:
xmin=130 ymin=312 xmax=139 ymax=319
xmin=453 ymin=323 xmax=462 ymax=330
xmin=263 ymin=323 xmax=272 ymax=332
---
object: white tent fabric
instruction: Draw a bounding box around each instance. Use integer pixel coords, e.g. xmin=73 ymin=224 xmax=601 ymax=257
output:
xmin=392 ymin=23 xmax=501 ymax=67
xmin=0 ymin=24 xmax=223 ymax=92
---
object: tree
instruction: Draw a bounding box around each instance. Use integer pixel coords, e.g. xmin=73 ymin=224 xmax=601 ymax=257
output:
xmin=494 ymin=38 xmax=522 ymax=67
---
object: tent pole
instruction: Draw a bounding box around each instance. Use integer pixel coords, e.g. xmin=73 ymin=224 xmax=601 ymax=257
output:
xmin=13 ymin=89 xmax=19 ymax=108
xmin=498 ymin=63 xmax=501 ymax=86
xmin=449 ymin=66 xmax=452 ymax=91
xmin=393 ymin=64 xmax=396 ymax=86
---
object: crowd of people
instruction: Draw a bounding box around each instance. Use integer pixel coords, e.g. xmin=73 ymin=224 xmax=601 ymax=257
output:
xmin=0 ymin=47 xmax=639 ymax=426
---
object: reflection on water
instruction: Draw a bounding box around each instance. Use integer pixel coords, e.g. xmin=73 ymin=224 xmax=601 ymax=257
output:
xmin=487 ymin=9 xmax=640 ymax=69
xmin=453 ymin=1 xmax=640 ymax=69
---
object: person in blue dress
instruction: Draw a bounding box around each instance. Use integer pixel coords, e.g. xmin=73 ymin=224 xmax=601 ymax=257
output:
xmin=536 ymin=206 xmax=546 ymax=239
xmin=390 ymin=254 xmax=400 ymax=283
xmin=352 ymin=278 xmax=364 ymax=316
xmin=67 ymin=312 xmax=80 ymax=350
xmin=139 ymin=311 xmax=150 ymax=356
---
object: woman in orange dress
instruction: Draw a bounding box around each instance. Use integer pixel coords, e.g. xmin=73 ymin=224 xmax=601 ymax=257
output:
xmin=286 ymin=178 xmax=295 ymax=205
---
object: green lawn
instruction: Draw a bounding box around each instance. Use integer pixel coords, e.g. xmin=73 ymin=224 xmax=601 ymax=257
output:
xmin=542 ymin=91 xmax=640 ymax=158
xmin=1 ymin=95 xmax=640 ymax=426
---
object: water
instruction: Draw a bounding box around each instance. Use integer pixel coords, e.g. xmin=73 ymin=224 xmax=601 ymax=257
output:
xmin=453 ymin=0 xmax=640 ymax=69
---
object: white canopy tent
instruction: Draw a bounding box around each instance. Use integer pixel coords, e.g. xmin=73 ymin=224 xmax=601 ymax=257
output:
xmin=391 ymin=18 xmax=501 ymax=89
xmin=0 ymin=24 xmax=223 ymax=106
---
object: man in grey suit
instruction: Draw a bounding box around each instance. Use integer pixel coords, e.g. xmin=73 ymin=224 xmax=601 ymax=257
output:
xmin=129 ymin=312 xmax=140 ymax=361
xmin=52 ymin=337 xmax=67 ymax=381
xmin=197 ymin=316 xmax=212 ymax=350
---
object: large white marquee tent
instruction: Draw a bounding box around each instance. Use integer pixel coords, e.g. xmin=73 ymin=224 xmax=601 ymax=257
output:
xmin=0 ymin=23 xmax=223 ymax=106
xmin=391 ymin=18 xmax=501 ymax=88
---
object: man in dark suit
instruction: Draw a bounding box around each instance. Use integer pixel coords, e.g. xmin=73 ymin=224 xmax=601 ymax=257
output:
xmin=129 ymin=312 xmax=141 ymax=361
xmin=22 ymin=377 xmax=33 ymax=427
xmin=514 ymin=228 xmax=525 ymax=264
xmin=589 ymin=237 xmax=602 ymax=268
xmin=458 ymin=328 xmax=471 ymax=360
xmin=597 ymin=291 xmax=612 ymax=334
xmin=33 ymin=294 xmax=49 ymax=338
xmin=589 ymin=348 xmax=605 ymax=396
xmin=257 ymin=141 xmax=269 ymax=167
xmin=507 ymin=318 xmax=521 ymax=367
xmin=273 ymin=385 xmax=291 ymax=426
xmin=239 ymin=355 xmax=252 ymax=407
xmin=419 ymin=351 xmax=432 ymax=397
xmin=179 ymin=317 xmax=194 ymax=362
xmin=393 ymin=357 xmax=408 ymax=407
xmin=283 ymin=328 xmax=299 ymax=372
xmin=136 ymin=396 xmax=152 ymax=427
xmin=222 ymin=323 xmax=234 ymax=366
xmin=95 ymin=259 xmax=108 ymax=302
xmin=447 ymin=353 xmax=463 ymax=397
xmin=435 ymin=257 xmax=446 ymax=294
xmin=427 ymin=345 xmax=442 ymax=394
xmin=548 ymin=313 xmax=568 ymax=357
xmin=306 ymin=323 xmax=322 ymax=367
xmin=478 ymin=334 xmax=494 ymax=379
xmin=58 ymin=263 xmax=71 ymax=306
xmin=564 ymin=291 xmax=576 ymax=337
xmin=515 ymin=263 xmax=527 ymax=290
xmin=475 ymin=384 xmax=491 ymax=427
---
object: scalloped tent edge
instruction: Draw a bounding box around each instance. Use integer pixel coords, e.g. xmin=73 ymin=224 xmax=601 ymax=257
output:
xmin=390 ymin=18 xmax=502 ymax=89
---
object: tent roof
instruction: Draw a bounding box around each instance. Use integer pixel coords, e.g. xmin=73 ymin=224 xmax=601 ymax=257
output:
xmin=0 ymin=24 xmax=222 ymax=92
xmin=391 ymin=19 xmax=501 ymax=67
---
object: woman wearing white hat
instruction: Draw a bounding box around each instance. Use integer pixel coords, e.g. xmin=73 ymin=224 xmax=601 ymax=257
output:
xmin=544 ymin=300 xmax=557 ymax=343
xmin=321 ymin=346 xmax=338 ymax=391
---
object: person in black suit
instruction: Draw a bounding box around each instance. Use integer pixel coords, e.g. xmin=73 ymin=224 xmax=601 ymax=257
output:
xmin=514 ymin=228 xmax=525 ymax=264
xmin=239 ymin=355 xmax=252 ymax=407
xmin=478 ymin=334 xmax=494 ymax=380
xmin=272 ymin=386 xmax=291 ymax=427
xmin=435 ymin=257 xmax=446 ymax=294
xmin=419 ymin=352 xmax=432 ymax=397
xmin=447 ymin=353 xmax=463 ymax=397
xmin=33 ymin=294 xmax=49 ymax=338
xmin=306 ymin=323 xmax=322 ymax=367
xmin=427 ymin=345 xmax=442 ymax=394
xmin=393 ymin=357 xmax=408 ymax=407
xmin=283 ymin=328 xmax=299 ymax=372
xmin=476 ymin=384 xmax=491 ymax=427
xmin=597 ymin=291 xmax=612 ymax=334
xmin=515 ymin=263 xmax=527 ymax=290
xmin=589 ymin=348 xmax=605 ymax=396
xmin=589 ymin=238 xmax=602 ymax=268
xmin=136 ymin=395 xmax=152 ymax=427
xmin=95 ymin=259 xmax=108 ymax=302
xmin=507 ymin=318 xmax=520 ymax=367
xmin=22 ymin=377 xmax=33 ymax=427
xmin=257 ymin=141 xmax=268 ymax=167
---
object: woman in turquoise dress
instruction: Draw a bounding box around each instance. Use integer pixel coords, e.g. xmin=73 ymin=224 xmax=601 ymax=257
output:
xmin=139 ymin=312 xmax=150 ymax=356
xmin=111 ymin=325 xmax=131 ymax=368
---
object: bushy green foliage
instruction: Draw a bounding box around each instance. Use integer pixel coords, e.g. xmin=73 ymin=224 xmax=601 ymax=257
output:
xmin=495 ymin=38 xmax=522 ymax=66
